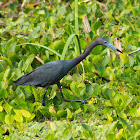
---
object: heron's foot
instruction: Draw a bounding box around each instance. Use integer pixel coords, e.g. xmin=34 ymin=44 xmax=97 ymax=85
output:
xmin=42 ymin=99 xmax=45 ymax=106
xmin=63 ymin=97 xmax=92 ymax=104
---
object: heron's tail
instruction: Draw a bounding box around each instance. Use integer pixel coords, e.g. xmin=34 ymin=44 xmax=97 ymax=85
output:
xmin=14 ymin=74 xmax=28 ymax=86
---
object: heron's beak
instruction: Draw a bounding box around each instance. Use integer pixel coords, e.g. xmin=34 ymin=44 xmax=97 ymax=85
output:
xmin=107 ymin=43 xmax=123 ymax=53
xmin=117 ymin=49 xmax=123 ymax=53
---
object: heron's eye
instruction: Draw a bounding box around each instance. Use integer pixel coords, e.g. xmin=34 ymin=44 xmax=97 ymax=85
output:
xmin=104 ymin=41 xmax=107 ymax=44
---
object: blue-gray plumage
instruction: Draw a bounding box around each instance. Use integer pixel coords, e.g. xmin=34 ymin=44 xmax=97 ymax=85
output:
xmin=14 ymin=38 xmax=122 ymax=106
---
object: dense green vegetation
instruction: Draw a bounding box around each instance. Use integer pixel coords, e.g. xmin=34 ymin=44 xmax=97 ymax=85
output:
xmin=0 ymin=0 xmax=140 ymax=139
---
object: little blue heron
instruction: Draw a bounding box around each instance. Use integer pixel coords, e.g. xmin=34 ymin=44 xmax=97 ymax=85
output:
xmin=14 ymin=38 xmax=122 ymax=106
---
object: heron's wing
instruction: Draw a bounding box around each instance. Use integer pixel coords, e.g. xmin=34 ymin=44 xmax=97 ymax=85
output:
xmin=14 ymin=60 xmax=65 ymax=87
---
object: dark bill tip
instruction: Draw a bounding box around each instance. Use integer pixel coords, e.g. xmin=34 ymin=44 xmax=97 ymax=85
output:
xmin=117 ymin=49 xmax=123 ymax=53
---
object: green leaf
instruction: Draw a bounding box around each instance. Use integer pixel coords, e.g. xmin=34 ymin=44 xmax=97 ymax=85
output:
xmin=133 ymin=65 xmax=140 ymax=70
xmin=49 ymin=16 xmax=57 ymax=28
xmin=130 ymin=106 xmax=137 ymax=117
xmin=50 ymin=40 xmax=64 ymax=52
xmin=28 ymin=31 xmax=39 ymax=40
xmin=129 ymin=56 xmax=134 ymax=67
xmin=57 ymin=6 xmax=66 ymax=17
xmin=102 ymin=55 xmax=110 ymax=66
xmin=105 ymin=121 xmax=118 ymax=135
xmin=120 ymin=53 xmax=129 ymax=65
xmin=38 ymin=10 xmax=45 ymax=15
xmin=92 ymin=45 xmax=102 ymax=55
xmin=98 ymin=64 xmax=106 ymax=77
xmin=0 ymin=106 xmax=3 ymax=112
xmin=24 ymin=54 xmax=35 ymax=71
xmin=10 ymin=3 xmax=16 ymax=10
xmin=0 ymin=89 xmax=8 ymax=98
xmin=0 ymin=126 xmax=6 ymax=135
xmin=134 ymin=130 xmax=140 ymax=139
xmin=8 ymin=42 xmax=17 ymax=52
xmin=17 ymin=43 xmax=61 ymax=57
xmin=13 ymin=109 xmax=23 ymax=123
xmin=49 ymin=106 xmax=56 ymax=115
xmin=104 ymin=88 xmax=112 ymax=100
xmin=57 ymin=110 xmax=66 ymax=117
xmin=50 ymin=122 xmax=57 ymax=132
xmin=91 ymin=21 xmax=102 ymax=32
xmin=85 ymin=104 xmax=95 ymax=112
xmin=4 ymin=104 xmax=13 ymax=114
xmin=5 ymin=114 xmax=14 ymax=125
xmin=61 ymin=34 xmax=81 ymax=60
xmin=121 ymin=76 xmax=131 ymax=83
xmin=75 ymin=108 xmax=82 ymax=114
xmin=119 ymin=117 xmax=133 ymax=132
xmin=20 ymin=109 xmax=31 ymax=118
xmin=82 ymin=124 xmax=92 ymax=136
xmin=32 ymin=87 xmax=39 ymax=102
xmin=66 ymin=108 xmax=72 ymax=119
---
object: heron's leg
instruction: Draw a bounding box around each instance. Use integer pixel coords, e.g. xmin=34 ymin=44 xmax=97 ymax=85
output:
xmin=42 ymin=86 xmax=49 ymax=106
xmin=57 ymin=82 xmax=92 ymax=104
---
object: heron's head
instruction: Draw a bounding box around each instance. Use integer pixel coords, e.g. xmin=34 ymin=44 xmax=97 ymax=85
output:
xmin=96 ymin=37 xmax=122 ymax=53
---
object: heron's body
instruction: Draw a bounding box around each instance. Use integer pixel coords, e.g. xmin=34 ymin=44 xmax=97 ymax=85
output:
xmin=14 ymin=38 xmax=122 ymax=105
xmin=15 ymin=59 xmax=76 ymax=87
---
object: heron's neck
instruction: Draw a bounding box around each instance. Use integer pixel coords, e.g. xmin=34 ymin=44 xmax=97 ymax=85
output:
xmin=73 ymin=40 xmax=98 ymax=65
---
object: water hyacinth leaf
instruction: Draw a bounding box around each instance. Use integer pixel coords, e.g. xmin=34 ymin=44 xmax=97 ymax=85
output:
xmin=0 ymin=106 xmax=3 ymax=112
xmin=28 ymin=31 xmax=39 ymax=41
xmin=107 ymin=114 xmax=113 ymax=122
xmin=4 ymin=103 xmax=13 ymax=114
xmin=25 ymin=54 xmax=35 ymax=65
xmin=121 ymin=76 xmax=131 ymax=83
xmin=74 ymin=108 xmax=82 ymax=114
xmin=86 ymin=84 xmax=94 ymax=96
xmin=49 ymin=16 xmax=57 ymax=28
xmin=130 ymin=106 xmax=137 ymax=117
xmin=3 ymin=69 xmax=10 ymax=81
xmin=129 ymin=56 xmax=134 ymax=67
xmin=66 ymin=108 xmax=72 ymax=119
xmin=49 ymin=106 xmax=56 ymax=115
xmin=20 ymin=109 xmax=31 ymax=118
xmin=102 ymin=55 xmax=110 ymax=67
xmin=119 ymin=117 xmax=133 ymax=132
xmin=4 ymin=38 xmax=13 ymax=51
xmin=32 ymin=87 xmax=40 ymax=102
xmin=137 ymin=109 xmax=140 ymax=117
xmin=91 ymin=21 xmax=102 ymax=32
xmin=13 ymin=113 xmax=23 ymax=123
xmin=92 ymin=45 xmax=102 ymax=55
xmin=57 ymin=6 xmax=66 ymax=17
xmin=133 ymin=65 xmax=140 ymax=70
xmin=85 ymin=104 xmax=95 ymax=112
xmin=82 ymin=123 xmax=92 ymax=136
xmin=10 ymin=3 xmax=16 ymax=10
xmin=72 ymin=74 xmax=82 ymax=82
xmin=61 ymin=34 xmax=81 ymax=60
xmin=70 ymin=81 xmax=77 ymax=93
xmin=116 ymin=128 xmax=123 ymax=139
xmin=0 ymin=89 xmax=8 ymax=98
xmin=120 ymin=53 xmax=129 ymax=65
xmin=0 ymin=126 xmax=6 ymax=135
xmin=57 ymin=110 xmax=66 ymax=117
xmin=50 ymin=122 xmax=57 ymax=132
xmin=105 ymin=121 xmax=118 ymax=135
xmin=8 ymin=42 xmax=17 ymax=52
xmin=98 ymin=64 xmax=107 ymax=77
xmin=50 ymin=40 xmax=64 ymax=53
xmin=104 ymin=88 xmax=112 ymax=100
xmin=17 ymin=43 xmax=61 ymax=57
xmin=5 ymin=114 xmax=14 ymax=125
